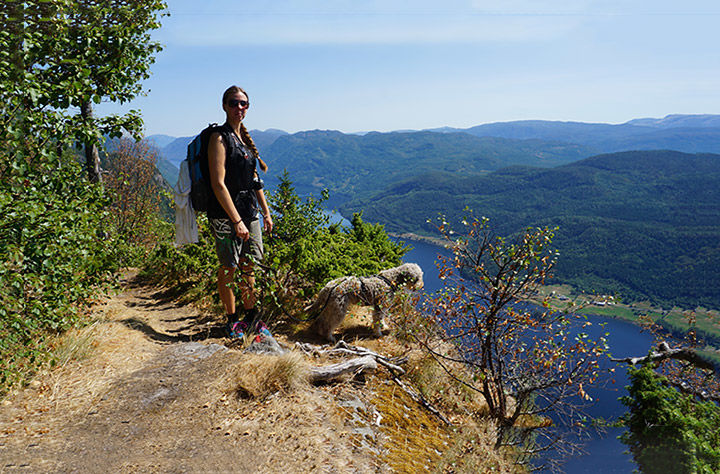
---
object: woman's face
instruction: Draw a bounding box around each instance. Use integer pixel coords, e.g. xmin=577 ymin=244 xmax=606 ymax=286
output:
xmin=223 ymin=91 xmax=249 ymax=122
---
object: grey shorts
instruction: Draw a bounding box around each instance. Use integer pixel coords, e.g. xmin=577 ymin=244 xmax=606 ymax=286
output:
xmin=209 ymin=218 xmax=263 ymax=269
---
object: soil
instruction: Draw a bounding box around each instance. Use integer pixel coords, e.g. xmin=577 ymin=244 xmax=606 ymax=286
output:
xmin=0 ymin=272 xmax=386 ymax=473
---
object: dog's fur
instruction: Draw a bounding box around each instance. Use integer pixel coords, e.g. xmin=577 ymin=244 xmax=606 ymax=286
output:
xmin=306 ymin=263 xmax=423 ymax=342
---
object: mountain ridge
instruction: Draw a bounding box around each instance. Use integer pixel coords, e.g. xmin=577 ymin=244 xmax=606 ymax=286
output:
xmin=152 ymin=114 xmax=720 ymax=187
xmin=340 ymin=150 xmax=720 ymax=308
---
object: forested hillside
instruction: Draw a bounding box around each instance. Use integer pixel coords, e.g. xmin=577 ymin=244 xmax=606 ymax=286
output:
xmin=341 ymin=151 xmax=720 ymax=309
xmin=259 ymin=130 xmax=594 ymax=204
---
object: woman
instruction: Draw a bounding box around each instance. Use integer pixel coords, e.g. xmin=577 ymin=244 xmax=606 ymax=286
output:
xmin=207 ymin=85 xmax=273 ymax=340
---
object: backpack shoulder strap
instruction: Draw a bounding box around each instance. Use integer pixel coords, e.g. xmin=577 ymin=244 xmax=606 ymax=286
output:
xmin=214 ymin=123 xmax=238 ymax=156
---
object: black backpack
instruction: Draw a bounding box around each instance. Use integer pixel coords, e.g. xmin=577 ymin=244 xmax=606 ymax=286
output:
xmin=185 ymin=123 xmax=222 ymax=213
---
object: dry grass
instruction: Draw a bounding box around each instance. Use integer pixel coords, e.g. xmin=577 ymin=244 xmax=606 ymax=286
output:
xmin=372 ymin=379 xmax=450 ymax=472
xmin=330 ymin=305 xmax=520 ymax=473
xmin=218 ymin=387 xmax=373 ymax=473
xmin=436 ymin=424 xmax=520 ymax=474
xmin=39 ymin=323 xmax=157 ymax=416
xmin=0 ymin=295 xmax=160 ymax=452
xmin=224 ymin=351 xmax=310 ymax=399
xmin=49 ymin=324 xmax=97 ymax=369
xmin=365 ymin=355 xmax=518 ymax=473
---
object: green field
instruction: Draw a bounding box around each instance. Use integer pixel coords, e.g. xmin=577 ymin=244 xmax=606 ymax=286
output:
xmin=533 ymin=285 xmax=720 ymax=348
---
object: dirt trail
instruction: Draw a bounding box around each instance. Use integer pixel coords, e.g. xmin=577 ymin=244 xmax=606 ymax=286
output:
xmin=0 ymin=273 xmax=383 ymax=473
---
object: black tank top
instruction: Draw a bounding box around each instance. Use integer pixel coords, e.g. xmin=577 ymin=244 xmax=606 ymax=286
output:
xmin=206 ymin=123 xmax=259 ymax=220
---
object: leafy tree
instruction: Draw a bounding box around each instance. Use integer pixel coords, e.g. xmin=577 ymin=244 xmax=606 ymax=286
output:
xmin=414 ymin=215 xmax=609 ymax=467
xmin=620 ymin=364 xmax=720 ymax=473
xmin=63 ymin=0 xmax=167 ymax=182
xmin=103 ymin=138 xmax=171 ymax=263
xmin=0 ymin=0 xmax=167 ymax=393
xmin=1 ymin=0 xmax=167 ymax=183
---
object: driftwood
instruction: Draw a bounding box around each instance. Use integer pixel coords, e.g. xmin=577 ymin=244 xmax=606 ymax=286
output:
xmin=308 ymin=355 xmax=377 ymax=383
xmin=327 ymin=341 xmax=407 ymax=376
xmin=298 ymin=341 xmax=451 ymax=425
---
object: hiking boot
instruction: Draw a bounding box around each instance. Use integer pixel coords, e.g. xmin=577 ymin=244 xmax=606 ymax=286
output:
xmin=255 ymin=320 xmax=272 ymax=337
xmin=227 ymin=321 xmax=247 ymax=340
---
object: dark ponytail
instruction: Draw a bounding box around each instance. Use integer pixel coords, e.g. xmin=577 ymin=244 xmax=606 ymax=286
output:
xmin=240 ymin=122 xmax=267 ymax=172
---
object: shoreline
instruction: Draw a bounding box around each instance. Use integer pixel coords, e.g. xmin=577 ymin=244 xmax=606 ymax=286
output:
xmin=389 ymin=231 xmax=447 ymax=247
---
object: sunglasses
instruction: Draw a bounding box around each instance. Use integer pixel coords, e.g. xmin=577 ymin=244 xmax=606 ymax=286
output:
xmin=227 ymin=99 xmax=250 ymax=108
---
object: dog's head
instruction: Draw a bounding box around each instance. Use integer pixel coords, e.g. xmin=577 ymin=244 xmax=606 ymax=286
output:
xmin=379 ymin=263 xmax=423 ymax=290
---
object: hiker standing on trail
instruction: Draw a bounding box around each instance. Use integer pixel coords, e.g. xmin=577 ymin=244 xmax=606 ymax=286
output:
xmin=207 ymin=85 xmax=273 ymax=340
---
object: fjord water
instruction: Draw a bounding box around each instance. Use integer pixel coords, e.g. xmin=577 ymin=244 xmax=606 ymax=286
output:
xmin=399 ymin=238 xmax=651 ymax=473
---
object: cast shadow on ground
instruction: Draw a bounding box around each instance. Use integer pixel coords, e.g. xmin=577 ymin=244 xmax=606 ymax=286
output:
xmin=120 ymin=317 xmax=226 ymax=343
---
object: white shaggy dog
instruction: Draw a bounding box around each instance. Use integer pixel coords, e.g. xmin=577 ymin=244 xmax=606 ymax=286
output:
xmin=306 ymin=263 xmax=423 ymax=342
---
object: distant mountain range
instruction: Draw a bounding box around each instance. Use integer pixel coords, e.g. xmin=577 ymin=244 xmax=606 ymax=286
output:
xmin=147 ymin=129 xmax=290 ymax=184
xmin=426 ymin=116 xmax=720 ymax=154
xmin=149 ymin=114 xmax=720 ymax=187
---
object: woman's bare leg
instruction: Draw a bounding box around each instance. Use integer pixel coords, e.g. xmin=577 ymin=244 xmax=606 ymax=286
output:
xmin=217 ymin=266 xmax=236 ymax=315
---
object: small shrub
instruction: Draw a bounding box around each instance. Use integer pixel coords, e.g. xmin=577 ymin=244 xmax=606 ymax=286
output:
xmin=0 ymin=154 xmax=118 ymax=394
xmin=227 ymin=352 xmax=309 ymax=399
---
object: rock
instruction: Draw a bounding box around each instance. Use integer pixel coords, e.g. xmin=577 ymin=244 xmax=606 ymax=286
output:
xmin=166 ymin=342 xmax=227 ymax=362
xmin=244 ymin=334 xmax=285 ymax=355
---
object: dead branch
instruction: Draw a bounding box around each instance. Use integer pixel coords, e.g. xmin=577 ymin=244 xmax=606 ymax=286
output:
xmin=296 ymin=341 xmax=406 ymax=375
xmin=329 ymin=341 xmax=406 ymax=376
xmin=610 ymin=341 xmax=719 ymax=375
xmin=308 ymin=355 xmax=377 ymax=383
xmin=389 ymin=374 xmax=452 ymax=426
xmin=612 ymin=341 xmax=720 ymax=402
xmin=295 ymin=342 xmax=322 ymax=357
xmin=297 ymin=341 xmax=449 ymax=424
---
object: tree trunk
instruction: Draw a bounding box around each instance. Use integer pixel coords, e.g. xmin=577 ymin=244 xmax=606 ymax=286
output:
xmin=8 ymin=2 xmax=24 ymax=78
xmin=80 ymin=100 xmax=101 ymax=183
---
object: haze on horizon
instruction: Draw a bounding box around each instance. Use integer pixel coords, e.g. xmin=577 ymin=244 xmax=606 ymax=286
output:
xmin=99 ymin=0 xmax=720 ymax=137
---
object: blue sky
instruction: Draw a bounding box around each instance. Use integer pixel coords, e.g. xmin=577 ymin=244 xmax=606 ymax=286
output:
xmin=101 ymin=0 xmax=720 ymax=137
